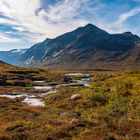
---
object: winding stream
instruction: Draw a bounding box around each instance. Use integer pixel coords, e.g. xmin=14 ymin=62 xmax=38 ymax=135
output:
xmin=0 ymin=73 xmax=90 ymax=107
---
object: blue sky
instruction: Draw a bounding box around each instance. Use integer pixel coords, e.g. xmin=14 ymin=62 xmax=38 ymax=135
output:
xmin=0 ymin=0 xmax=140 ymax=51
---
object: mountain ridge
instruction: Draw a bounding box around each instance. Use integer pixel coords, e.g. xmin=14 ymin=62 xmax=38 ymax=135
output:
xmin=20 ymin=24 xmax=140 ymax=69
xmin=1 ymin=24 xmax=140 ymax=70
xmin=42 ymin=24 xmax=139 ymax=69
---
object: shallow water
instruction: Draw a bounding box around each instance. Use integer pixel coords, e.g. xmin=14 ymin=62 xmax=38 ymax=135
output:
xmin=33 ymin=86 xmax=53 ymax=90
xmin=0 ymin=73 xmax=91 ymax=107
xmin=65 ymin=73 xmax=90 ymax=77
xmin=0 ymin=94 xmax=44 ymax=106
xmin=0 ymin=94 xmax=27 ymax=99
xmin=33 ymin=81 xmax=46 ymax=83
xmin=73 ymin=77 xmax=91 ymax=87
xmin=23 ymin=97 xmax=44 ymax=107
xmin=83 ymin=83 xmax=90 ymax=87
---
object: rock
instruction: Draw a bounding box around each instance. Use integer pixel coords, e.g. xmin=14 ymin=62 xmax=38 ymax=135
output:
xmin=16 ymin=96 xmax=26 ymax=102
xmin=70 ymin=94 xmax=82 ymax=101
xmin=64 ymin=77 xmax=72 ymax=83
xmin=111 ymin=88 xmax=116 ymax=92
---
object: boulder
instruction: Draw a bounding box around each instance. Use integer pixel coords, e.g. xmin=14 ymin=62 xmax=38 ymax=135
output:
xmin=70 ymin=94 xmax=82 ymax=101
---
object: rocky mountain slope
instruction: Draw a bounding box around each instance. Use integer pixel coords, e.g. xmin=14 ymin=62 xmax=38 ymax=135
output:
xmin=19 ymin=24 xmax=140 ymax=69
xmin=18 ymin=39 xmax=51 ymax=66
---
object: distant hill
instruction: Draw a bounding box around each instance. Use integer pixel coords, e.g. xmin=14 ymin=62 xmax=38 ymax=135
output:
xmin=0 ymin=60 xmax=13 ymax=70
xmin=0 ymin=49 xmax=28 ymax=65
xmin=19 ymin=24 xmax=140 ymax=70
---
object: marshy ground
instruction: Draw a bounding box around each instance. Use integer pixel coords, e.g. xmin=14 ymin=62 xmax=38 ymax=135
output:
xmin=0 ymin=66 xmax=140 ymax=140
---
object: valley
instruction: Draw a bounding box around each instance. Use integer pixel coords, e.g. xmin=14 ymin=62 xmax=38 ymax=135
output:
xmin=0 ymin=23 xmax=140 ymax=140
xmin=0 ymin=0 xmax=140 ymax=139
xmin=0 ymin=63 xmax=140 ymax=139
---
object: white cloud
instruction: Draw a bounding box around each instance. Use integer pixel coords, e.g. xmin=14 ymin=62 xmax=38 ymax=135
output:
xmin=104 ymin=7 xmax=140 ymax=34
xmin=0 ymin=33 xmax=19 ymax=43
xmin=0 ymin=0 xmax=139 ymax=47
xmin=12 ymin=26 xmax=26 ymax=32
xmin=118 ymin=7 xmax=140 ymax=23
xmin=0 ymin=0 xmax=94 ymax=43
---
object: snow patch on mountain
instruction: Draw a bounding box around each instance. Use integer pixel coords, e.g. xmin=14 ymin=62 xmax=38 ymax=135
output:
xmin=10 ymin=49 xmax=27 ymax=54
xmin=69 ymin=50 xmax=77 ymax=54
xmin=53 ymin=50 xmax=63 ymax=57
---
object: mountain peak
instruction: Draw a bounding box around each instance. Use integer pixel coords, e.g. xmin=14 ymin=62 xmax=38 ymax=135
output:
xmin=123 ymin=31 xmax=133 ymax=36
xmin=124 ymin=31 xmax=132 ymax=34
xmin=122 ymin=31 xmax=140 ymax=40
xmin=81 ymin=23 xmax=109 ymax=35
xmin=84 ymin=23 xmax=99 ymax=29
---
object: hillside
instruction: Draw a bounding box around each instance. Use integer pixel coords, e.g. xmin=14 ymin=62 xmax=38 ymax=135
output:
xmin=0 ymin=60 xmax=10 ymax=67
xmin=18 ymin=39 xmax=52 ymax=66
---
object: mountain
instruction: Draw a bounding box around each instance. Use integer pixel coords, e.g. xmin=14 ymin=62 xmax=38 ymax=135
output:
xmin=0 ymin=49 xmax=28 ymax=65
xmin=20 ymin=24 xmax=140 ymax=70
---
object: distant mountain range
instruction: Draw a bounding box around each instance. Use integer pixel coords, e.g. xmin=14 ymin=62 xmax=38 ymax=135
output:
xmin=0 ymin=49 xmax=28 ymax=65
xmin=0 ymin=24 xmax=140 ymax=70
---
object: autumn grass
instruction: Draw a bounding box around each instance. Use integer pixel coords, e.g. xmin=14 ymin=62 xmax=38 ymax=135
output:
xmin=0 ymin=67 xmax=140 ymax=139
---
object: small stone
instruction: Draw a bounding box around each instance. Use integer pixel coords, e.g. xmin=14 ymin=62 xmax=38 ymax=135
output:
xmin=70 ymin=94 xmax=82 ymax=101
xmin=111 ymin=88 xmax=116 ymax=92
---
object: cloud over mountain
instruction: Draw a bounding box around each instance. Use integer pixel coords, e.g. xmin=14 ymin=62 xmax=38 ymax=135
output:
xmin=0 ymin=0 xmax=140 ymax=50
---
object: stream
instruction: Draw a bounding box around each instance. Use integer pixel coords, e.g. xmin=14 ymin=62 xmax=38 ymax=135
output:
xmin=0 ymin=73 xmax=90 ymax=107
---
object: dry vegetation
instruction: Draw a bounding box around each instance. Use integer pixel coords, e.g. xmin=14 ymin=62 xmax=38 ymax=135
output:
xmin=0 ymin=64 xmax=140 ymax=140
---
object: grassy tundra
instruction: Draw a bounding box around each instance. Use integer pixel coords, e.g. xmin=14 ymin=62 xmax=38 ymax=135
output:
xmin=0 ymin=65 xmax=140 ymax=140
